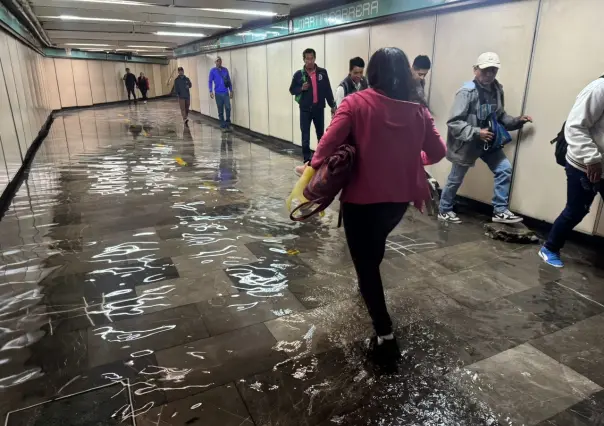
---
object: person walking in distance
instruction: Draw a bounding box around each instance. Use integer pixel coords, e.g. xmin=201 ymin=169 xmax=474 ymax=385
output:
xmin=174 ymin=67 xmax=192 ymax=126
xmin=309 ymin=48 xmax=445 ymax=370
xmin=209 ymin=56 xmax=233 ymax=132
xmin=138 ymin=72 xmax=150 ymax=104
xmin=123 ymin=68 xmax=138 ymax=103
xmin=335 ymin=57 xmax=368 ymax=107
xmin=539 ymin=76 xmax=604 ymax=268
xmin=289 ymin=48 xmax=337 ymax=175
xmin=438 ymin=52 xmax=533 ymax=224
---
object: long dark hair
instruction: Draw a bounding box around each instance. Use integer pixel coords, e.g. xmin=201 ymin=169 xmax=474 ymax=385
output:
xmin=367 ymin=47 xmax=424 ymax=105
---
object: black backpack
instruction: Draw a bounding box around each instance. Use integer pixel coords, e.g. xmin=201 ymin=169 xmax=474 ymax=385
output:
xmin=550 ymin=122 xmax=567 ymax=167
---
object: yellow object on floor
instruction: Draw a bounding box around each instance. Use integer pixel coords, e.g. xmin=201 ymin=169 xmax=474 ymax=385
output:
xmin=175 ymin=157 xmax=187 ymax=166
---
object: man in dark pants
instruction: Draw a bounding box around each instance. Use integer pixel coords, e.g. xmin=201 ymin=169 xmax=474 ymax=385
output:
xmin=539 ymin=76 xmax=604 ymax=268
xmin=208 ymin=56 xmax=233 ymax=132
xmin=289 ymin=48 xmax=336 ymax=175
xmin=174 ymin=67 xmax=192 ymax=126
xmin=123 ymin=68 xmax=137 ymax=103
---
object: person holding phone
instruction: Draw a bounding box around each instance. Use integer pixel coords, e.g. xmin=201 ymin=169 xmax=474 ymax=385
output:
xmin=289 ymin=48 xmax=337 ymax=175
xmin=209 ymin=56 xmax=233 ymax=132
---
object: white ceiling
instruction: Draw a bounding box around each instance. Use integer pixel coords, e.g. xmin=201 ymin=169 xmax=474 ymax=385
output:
xmin=30 ymin=0 xmax=323 ymax=56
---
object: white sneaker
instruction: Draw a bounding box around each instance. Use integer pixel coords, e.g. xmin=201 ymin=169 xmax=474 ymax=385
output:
xmin=144 ymin=100 xmax=147 ymax=104
xmin=493 ymin=209 xmax=523 ymax=224
xmin=438 ymin=211 xmax=462 ymax=224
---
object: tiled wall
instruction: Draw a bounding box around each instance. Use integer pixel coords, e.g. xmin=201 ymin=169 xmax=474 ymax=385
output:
xmin=0 ymin=29 xmax=175 ymax=197
xmin=179 ymin=0 xmax=604 ymax=236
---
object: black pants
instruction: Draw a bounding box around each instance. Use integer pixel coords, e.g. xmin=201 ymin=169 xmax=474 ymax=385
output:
xmin=127 ymin=86 xmax=137 ymax=101
xmin=140 ymin=89 xmax=148 ymax=101
xmin=300 ymin=105 xmax=325 ymax=163
xmin=343 ymin=202 xmax=408 ymax=336
xmin=545 ymin=162 xmax=604 ymax=253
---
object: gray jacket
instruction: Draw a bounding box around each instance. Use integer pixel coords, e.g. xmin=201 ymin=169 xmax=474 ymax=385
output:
xmin=446 ymin=80 xmax=524 ymax=166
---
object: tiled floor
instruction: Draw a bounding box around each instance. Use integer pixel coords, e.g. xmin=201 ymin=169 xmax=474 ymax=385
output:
xmin=1 ymin=99 xmax=604 ymax=425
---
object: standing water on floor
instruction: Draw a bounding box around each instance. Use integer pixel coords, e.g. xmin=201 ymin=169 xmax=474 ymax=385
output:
xmin=1 ymin=100 xmax=603 ymax=425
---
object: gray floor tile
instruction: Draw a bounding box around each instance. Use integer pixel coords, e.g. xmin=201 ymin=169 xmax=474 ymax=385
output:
xmin=137 ymin=384 xmax=253 ymax=426
xmin=431 ymin=268 xmax=534 ymax=308
xmin=449 ymin=343 xmax=602 ymax=425
xmin=531 ymin=314 xmax=604 ymax=387
xmin=197 ymin=289 xmax=306 ymax=336
xmin=155 ymin=323 xmax=285 ymax=401
xmin=504 ymin=282 xmax=604 ymax=329
xmin=135 ymin=269 xmax=239 ymax=314
xmin=438 ymin=298 xmax=560 ymax=361
xmin=87 ymin=304 xmax=208 ymax=368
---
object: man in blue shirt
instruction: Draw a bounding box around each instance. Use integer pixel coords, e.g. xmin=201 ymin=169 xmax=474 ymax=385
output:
xmin=208 ymin=56 xmax=233 ymax=132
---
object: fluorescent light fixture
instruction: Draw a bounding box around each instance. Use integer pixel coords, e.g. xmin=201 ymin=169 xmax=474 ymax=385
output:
xmin=127 ymin=45 xmax=169 ymax=49
xmin=236 ymin=32 xmax=253 ymax=36
xmin=50 ymin=15 xmax=136 ymax=22
xmin=115 ymin=49 xmax=149 ymax=52
xmin=65 ymin=0 xmax=152 ymax=5
xmin=155 ymin=31 xmax=205 ymax=37
xmin=197 ymin=8 xmax=278 ymax=17
xmin=155 ymin=22 xmax=232 ymax=29
xmin=65 ymin=43 xmax=111 ymax=46
xmin=140 ymin=54 xmax=168 ymax=57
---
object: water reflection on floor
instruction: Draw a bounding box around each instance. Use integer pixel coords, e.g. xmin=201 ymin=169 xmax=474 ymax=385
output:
xmin=1 ymin=100 xmax=603 ymax=425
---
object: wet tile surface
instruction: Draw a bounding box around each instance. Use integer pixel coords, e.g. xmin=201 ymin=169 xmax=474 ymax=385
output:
xmin=1 ymin=100 xmax=604 ymax=425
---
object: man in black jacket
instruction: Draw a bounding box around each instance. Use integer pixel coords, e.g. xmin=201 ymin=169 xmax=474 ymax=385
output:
xmin=123 ymin=68 xmax=138 ymax=103
xmin=289 ymin=48 xmax=336 ymax=172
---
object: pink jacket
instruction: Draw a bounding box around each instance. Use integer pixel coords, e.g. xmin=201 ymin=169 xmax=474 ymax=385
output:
xmin=311 ymin=88 xmax=446 ymax=206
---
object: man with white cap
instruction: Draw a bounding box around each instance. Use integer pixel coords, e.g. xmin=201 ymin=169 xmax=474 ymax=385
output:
xmin=438 ymin=52 xmax=532 ymax=224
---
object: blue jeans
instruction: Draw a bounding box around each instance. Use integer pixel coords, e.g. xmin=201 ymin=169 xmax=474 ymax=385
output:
xmin=215 ymin=93 xmax=231 ymax=128
xmin=300 ymin=105 xmax=325 ymax=163
xmin=439 ymin=149 xmax=512 ymax=214
xmin=545 ymin=163 xmax=603 ymax=253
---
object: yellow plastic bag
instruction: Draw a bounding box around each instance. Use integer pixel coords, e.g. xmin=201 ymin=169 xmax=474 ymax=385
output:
xmin=286 ymin=166 xmax=315 ymax=212
xmin=286 ymin=167 xmax=327 ymax=220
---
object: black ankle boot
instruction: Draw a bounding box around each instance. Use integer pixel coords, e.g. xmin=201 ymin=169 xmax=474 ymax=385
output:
xmin=366 ymin=336 xmax=401 ymax=373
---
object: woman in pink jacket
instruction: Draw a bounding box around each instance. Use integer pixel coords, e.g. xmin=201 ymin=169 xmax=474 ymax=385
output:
xmin=310 ymin=48 xmax=446 ymax=370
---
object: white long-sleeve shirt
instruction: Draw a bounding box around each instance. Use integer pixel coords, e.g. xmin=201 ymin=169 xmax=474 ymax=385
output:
xmin=565 ymin=77 xmax=604 ymax=174
xmin=335 ymin=81 xmax=362 ymax=106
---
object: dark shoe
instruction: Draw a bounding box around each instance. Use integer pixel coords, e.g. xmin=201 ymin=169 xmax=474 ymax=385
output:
xmin=366 ymin=336 xmax=400 ymax=373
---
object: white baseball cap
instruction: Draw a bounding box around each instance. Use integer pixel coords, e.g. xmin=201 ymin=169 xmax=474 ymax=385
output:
xmin=475 ymin=52 xmax=501 ymax=69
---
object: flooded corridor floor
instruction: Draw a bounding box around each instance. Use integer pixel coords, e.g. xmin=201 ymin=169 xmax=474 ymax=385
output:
xmin=1 ymin=99 xmax=604 ymax=426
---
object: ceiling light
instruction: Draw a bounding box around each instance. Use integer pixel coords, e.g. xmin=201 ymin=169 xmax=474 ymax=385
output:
xmin=54 ymin=15 xmax=135 ymax=22
xmin=155 ymin=22 xmax=232 ymax=29
xmin=115 ymin=49 xmax=149 ymax=52
xmin=64 ymin=0 xmax=152 ymax=5
xmin=198 ymin=8 xmax=278 ymax=17
xmin=155 ymin=31 xmax=205 ymax=37
xmin=127 ymin=45 xmax=169 ymax=49
xmin=140 ymin=54 xmax=168 ymax=57
xmin=65 ymin=43 xmax=111 ymax=46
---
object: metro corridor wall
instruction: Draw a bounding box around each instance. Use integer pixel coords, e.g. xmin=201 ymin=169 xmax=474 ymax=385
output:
xmin=0 ymin=26 xmax=175 ymax=198
xmin=180 ymin=0 xmax=604 ymax=236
